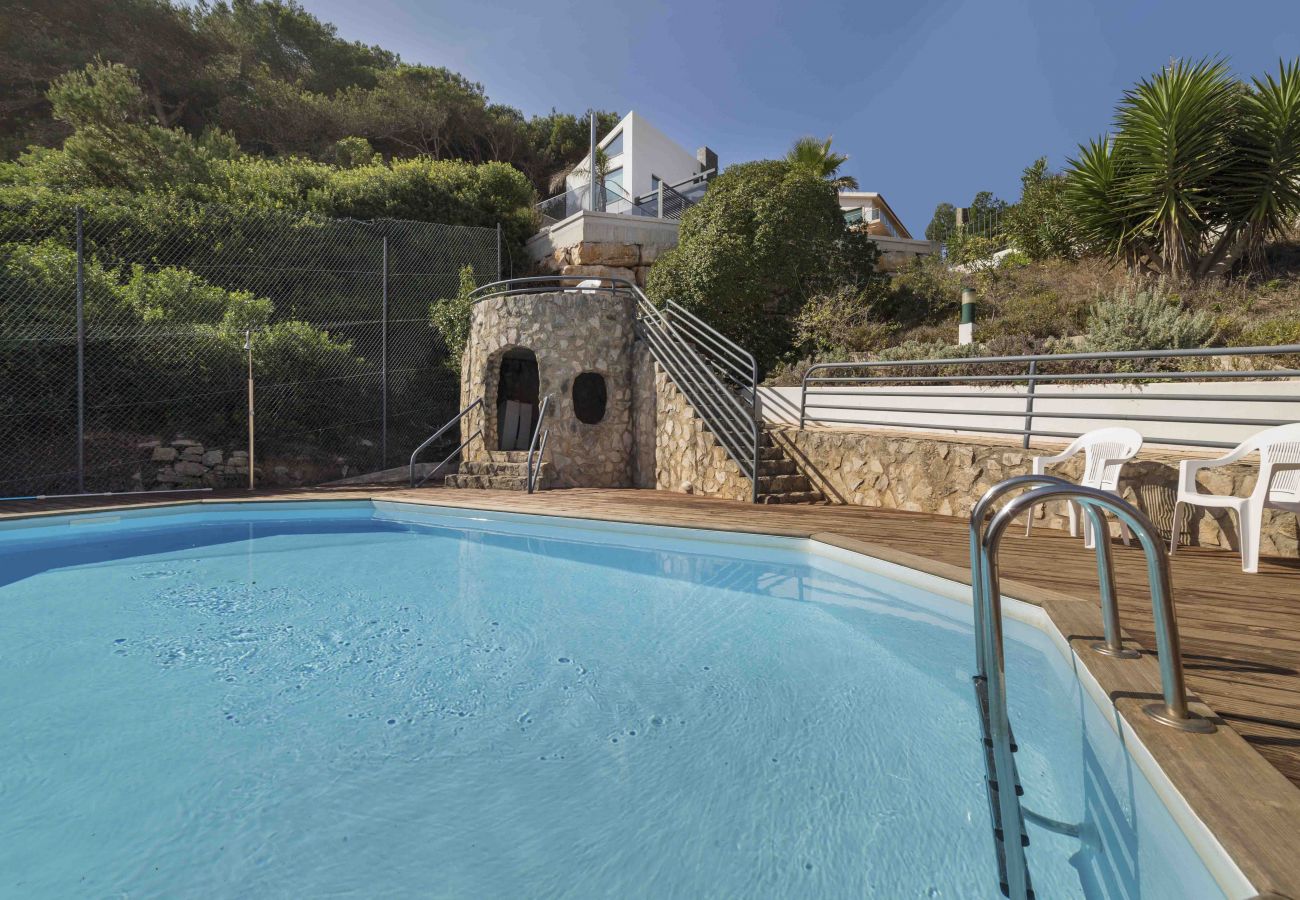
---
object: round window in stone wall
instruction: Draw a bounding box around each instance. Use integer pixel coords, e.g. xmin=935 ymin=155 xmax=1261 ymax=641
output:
xmin=572 ymin=371 xmax=608 ymax=425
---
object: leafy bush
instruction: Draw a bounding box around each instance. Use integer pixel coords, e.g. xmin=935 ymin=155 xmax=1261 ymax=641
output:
xmin=981 ymin=289 xmax=1089 ymax=341
xmin=794 ymin=284 xmax=896 ymax=357
xmin=1237 ymin=318 xmax=1300 ymax=347
xmin=429 ymin=265 xmax=478 ymax=369
xmin=0 ymin=239 xmax=366 ymax=445
xmin=646 ymin=160 xmax=877 ymax=370
xmin=1003 ymin=158 xmax=1076 ymax=261
xmin=1079 ymin=283 xmax=1217 ymax=352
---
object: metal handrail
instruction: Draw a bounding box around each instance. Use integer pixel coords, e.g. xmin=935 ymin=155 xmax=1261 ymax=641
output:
xmin=526 ymin=394 xmax=551 ymax=494
xmin=975 ymin=479 xmax=1215 ymax=732
xmin=409 ymin=398 xmax=483 ymax=488
xmin=798 ymin=344 xmax=1300 ymax=449
xmin=970 ymin=478 xmax=1215 ymax=900
xmin=466 ymin=275 xmax=762 ymax=502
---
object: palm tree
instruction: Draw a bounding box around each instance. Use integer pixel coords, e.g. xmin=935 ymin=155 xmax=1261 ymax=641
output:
xmin=786 ymin=135 xmax=859 ymax=190
xmin=1066 ymin=57 xmax=1300 ymax=280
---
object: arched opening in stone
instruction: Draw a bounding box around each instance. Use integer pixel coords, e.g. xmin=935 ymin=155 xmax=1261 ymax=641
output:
xmin=495 ymin=348 xmax=539 ymax=450
xmin=572 ymin=371 xmax=607 ymax=425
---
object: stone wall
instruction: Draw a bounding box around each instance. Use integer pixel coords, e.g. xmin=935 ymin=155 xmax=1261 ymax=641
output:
xmin=461 ymin=290 xmax=637 ymax=488
xmin=526 ymin=211 xmax=680 ymax=288
xmin=631 ymin=349 xmax=751 ymax=501
xmin=769 ymin=425 xmax=1299 ymax=557
xmin=136 ymin=436 xmax=366 ymax=490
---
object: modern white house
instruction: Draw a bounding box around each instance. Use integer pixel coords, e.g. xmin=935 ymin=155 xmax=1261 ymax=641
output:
xmin=556 ymin=111 xmax=716 ymax=220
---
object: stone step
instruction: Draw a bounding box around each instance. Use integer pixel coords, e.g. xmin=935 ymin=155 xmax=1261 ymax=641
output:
xmin=444 ymin=474 xmax=530 ymax=491
xmin=758 ymin=459 xmax=797 ymax=476
xmin=758 ymin=446 xmax=786 ymax=460
xmin=757 ymin=473 xmax=813 ymax=494
xmin=758 ymin=490 xmax=825 ymax=505
xmin=459 ymin=461 xmax=531 ymax=477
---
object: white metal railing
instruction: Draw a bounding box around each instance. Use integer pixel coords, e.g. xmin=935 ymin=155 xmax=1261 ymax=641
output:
xmin=799 ymin=344 xmax=1300 ymax=449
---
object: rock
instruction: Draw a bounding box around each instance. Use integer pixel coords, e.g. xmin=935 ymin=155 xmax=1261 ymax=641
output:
xmin=202 ymin=450 xmax=223 ymax=466
xmin=174 ymin=461 xmax=206 ymax=477
xmin=151 ymin=446 xmax=178 ymax=463
xmin=576 ymin=241 xmax=639 ymax=268
xmin=171 ymin=438 xmax=201 ymax=448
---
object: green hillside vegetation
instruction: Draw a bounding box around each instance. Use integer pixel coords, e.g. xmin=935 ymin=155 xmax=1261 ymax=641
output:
xmin=774 ymin=57 xmax=1300 ymax=381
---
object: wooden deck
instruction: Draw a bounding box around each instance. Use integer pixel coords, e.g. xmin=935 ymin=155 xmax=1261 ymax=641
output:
xmin=4 ymin=485 xmax=1300 ymax=892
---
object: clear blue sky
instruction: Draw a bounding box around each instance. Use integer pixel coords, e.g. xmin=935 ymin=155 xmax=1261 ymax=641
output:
xmin=300 ymin=0 xmax=1298 ymax=236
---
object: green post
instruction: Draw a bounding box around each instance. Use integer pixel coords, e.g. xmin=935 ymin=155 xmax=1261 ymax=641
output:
xmin=959 ymin=287 xmax=976 ymax=345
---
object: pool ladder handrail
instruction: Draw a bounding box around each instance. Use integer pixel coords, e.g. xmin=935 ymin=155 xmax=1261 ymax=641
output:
xmin=970 ymin=477 xmax=1216 ymax=900
xmin=526 ymin=394 xmax=551 ymax=494
xmin=409 ymin=398 xmax=484 ymax=488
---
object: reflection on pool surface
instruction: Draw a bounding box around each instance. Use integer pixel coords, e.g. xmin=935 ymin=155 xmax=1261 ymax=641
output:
xmin=0 ymin=502 xmax=1226 ymax=897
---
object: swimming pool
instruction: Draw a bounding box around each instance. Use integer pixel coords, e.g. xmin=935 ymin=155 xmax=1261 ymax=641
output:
xmin=0 ymin=500 xmax=1240 ymax=897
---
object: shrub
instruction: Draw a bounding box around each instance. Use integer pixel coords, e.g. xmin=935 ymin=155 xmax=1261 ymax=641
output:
xmin=1003 ymin=158 xmax=1076 ymax=261
xmin=646 ymin=160 xmax=877 ymax=371
xmin=429 ymin=265 xmax=478 ymax=369
xmin=1237 ymin=318 xmax=1300 ymax=347
xmin=1079 ymin=283 xmax=1218 ymax=353
xmin=794 ymin=284 xmax=896 ymax=357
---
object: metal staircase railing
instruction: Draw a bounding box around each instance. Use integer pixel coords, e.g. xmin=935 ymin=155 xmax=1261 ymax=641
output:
xmin=969 ymin=477 xmax=1217 ymax=900
xmin=408 ymin=398 xmax=483 ymax=488
xmin=468 ymin=276 xmax=761 ymax=503
xmin=526 ymin=394 xmax=551 ymax=494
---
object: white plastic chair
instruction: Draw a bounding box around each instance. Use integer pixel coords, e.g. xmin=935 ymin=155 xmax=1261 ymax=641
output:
xmin=1169 ymin=423 xmax=1300 ymax=574
xmin=1025 ymin=427 xmax=1144 ymax=548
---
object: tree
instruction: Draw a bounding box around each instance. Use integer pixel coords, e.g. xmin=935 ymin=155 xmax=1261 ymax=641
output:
xmin=925 ymin=202 xmax=956 ymax=242
xmin=1003 ymin=158 xmax=1076 ymax=260
xmin=31 ymin=60 xmax=221 ymax=191
xmin=785 ymin=136 xmax=858 ymax=191
xmin=1066 ymin=57 xmax=1300 ymax=279
xmin=646 ymin=160 xmax=878 ymax=370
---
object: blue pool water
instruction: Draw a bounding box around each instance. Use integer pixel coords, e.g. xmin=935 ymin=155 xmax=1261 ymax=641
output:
xmin=0 ymin=502 xmax=1227 ymax=898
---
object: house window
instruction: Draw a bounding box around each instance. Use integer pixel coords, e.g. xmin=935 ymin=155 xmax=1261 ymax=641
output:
xmin=603 ymin=131 xmax=623 ymax=159
xmin=650 ymin=175 xmax=661 ymax=191
xmin=604 ymin=167 xmax=624 ymax=193
xmin=572 ymin=372 xmax=607 ymax=425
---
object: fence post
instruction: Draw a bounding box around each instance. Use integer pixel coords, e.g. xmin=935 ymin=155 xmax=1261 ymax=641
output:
xmin=381 ymin=235 xmax=389 ymax=468
xmin=1022 ymin=359 xmax=1038 ymax=449
xmin=657 ymin=182 xmax=665 ymax=218
xmin=74 ymin=206 xmax=85 ymax=493
xmin=245 ymin=329 xmax=255 ymax=489
xmin=496 ymin=224 xmax=502 ymax=280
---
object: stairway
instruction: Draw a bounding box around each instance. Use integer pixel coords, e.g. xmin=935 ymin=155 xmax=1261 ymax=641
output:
xmin=756 ymin=430 xmax=823 ymax=504
xmin=443 ymin=451 xmax=551 ymax=491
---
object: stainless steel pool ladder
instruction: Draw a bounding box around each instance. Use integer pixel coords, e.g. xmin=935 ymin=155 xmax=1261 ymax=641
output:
xmin=409 ymin=398 xmax=483 ymax=488
xmin=969 ymin=476 xmax=1217 ymax=900
xmin=526 ymin=394 xmax=551 ymax=494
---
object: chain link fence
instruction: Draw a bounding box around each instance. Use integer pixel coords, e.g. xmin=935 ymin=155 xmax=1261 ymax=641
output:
xmin=0 ymin=198 xmax=499 ymax=497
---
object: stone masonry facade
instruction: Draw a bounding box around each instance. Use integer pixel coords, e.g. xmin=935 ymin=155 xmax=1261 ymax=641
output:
xmin=461 ymin=290 xmax=637 ymax=488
